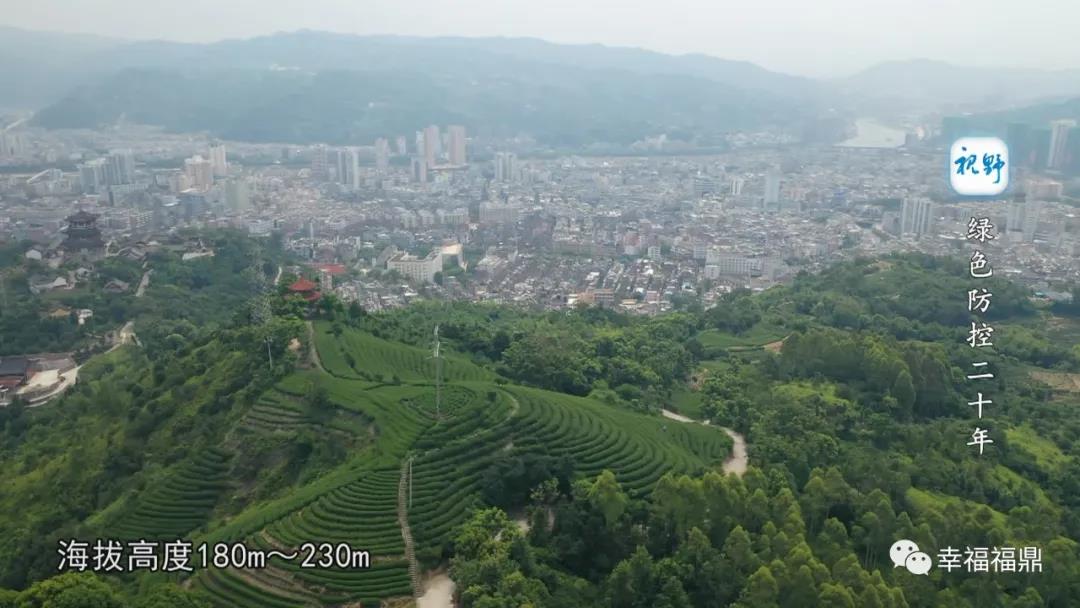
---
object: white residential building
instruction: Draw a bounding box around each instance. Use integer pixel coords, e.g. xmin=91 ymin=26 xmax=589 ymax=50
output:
xmin=387 ymin=251 xmax=442 ymax=284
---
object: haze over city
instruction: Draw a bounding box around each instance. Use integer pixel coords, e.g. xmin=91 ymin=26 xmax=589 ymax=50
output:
xmin=3 ymin=0 xmax=1080 ymax=76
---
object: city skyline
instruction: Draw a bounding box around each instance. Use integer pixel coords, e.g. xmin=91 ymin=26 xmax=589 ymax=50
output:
xmin=3 ymin=0 xmax=1080 ymax=77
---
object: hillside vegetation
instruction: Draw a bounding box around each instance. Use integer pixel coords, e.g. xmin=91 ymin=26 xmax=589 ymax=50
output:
xmin=2 ymin=252 xmax=1080 ymax=607
xmin=32 ymin=66 xmax=801 ymax=147
xmin=184 ymin=324 xmax=733 ymax=606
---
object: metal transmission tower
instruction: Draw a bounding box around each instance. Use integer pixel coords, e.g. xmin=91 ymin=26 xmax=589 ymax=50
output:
xmin=246 ymin=265 xmax=274 ymax=369
xmin=432 ymin=324 xmax=443 ymax=421
xmin=246 ymin=265 xmax=273 ymax=326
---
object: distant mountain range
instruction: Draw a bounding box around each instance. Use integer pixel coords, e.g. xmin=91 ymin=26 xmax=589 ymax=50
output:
xmin=837 ymin=58 xmax=1080 ymax=113
xmin=17 ymin=29 xmax=831 ymax=146
xmin=33 ymin=65 xmax=815 ymax=147
xmin=4 ymin=27 xmax=1080 ymax=145
xmin=0 ymin=26 xmax=123 ymax=109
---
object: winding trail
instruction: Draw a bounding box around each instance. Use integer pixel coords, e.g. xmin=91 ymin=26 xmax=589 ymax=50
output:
xmin=135 ymin=269 xmax=152 ymax=297
xmin=416 ymin=572 xmax=455 ymax=608
xmin=115 ymin=321 xmax=138 ymax=348
xmin=398 ymin=458 xmax=421 ymax=598
xmin=661 ymin=409 xmax=748 ymax=476
xmin=408 ymin=391 xmax=523 ymax=608
xmin=305 ymin=321 xmax=325 ymax=372
xmin=27 ymin=321 xmax=139 ymax=408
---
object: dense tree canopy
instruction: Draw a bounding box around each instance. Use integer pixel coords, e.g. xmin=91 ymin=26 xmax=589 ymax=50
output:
xmin=3 ymin=251 xmax=1079 ymax=606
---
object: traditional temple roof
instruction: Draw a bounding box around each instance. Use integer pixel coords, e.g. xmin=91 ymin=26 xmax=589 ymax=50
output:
xmin=0 ymin=357 xmax=30 ymax=377
xmin=66 ymin=210 xmax=100 ymax=223
xmin=288 ymin=278 xmax=318 ymax=292
xmin=62 ymin=209 xmax=105 ymax=251
xmin=315 ymin=263 xmax=347 ymax=275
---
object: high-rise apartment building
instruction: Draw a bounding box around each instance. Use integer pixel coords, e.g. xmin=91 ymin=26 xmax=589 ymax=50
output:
xmin=447 ymin=125 xmax=467 ymax=165
xmin=423 ymin=125 xmax=440 ymax=168
xmin=225 ymin=179 xmax=251 ymax=212
xmin=764 ymin=169 xmax=781 ymax=209
xmin=336 ymin=147 xmax=360 ymax=188
xmin=105 ymin=149 xmax=134 ymax=185
xmin=410 ymin=156 xmax=427 ymax=183
xmin=1048 ymin=120 xmax=1076 ymax=170
xmin=1023 ymin=200 xmax=1042 ymax=242
xmin=1007 ymin=123 xmax=1031 ymax=167
xmin=209 ymin=143 xmax=228 ymax=177
xmin=375 ymin=138 xmax=391 ymax=172
xmin=79 ymin=159 xmax=108 ymax=194
xmin=494 ymin=152 xmax=517 ymax=183
xmin=0 ymin=131 xmax=27 ymax=158
xmin=900 ymin=197 xmax=935 ymax=237
xmin=184 ymin=155 xmax=214 ymax=190
xmin=1007 ymin=201 xmax=1025 ymax=235
xmin=311 ymin=145 xmax=329 ymax=181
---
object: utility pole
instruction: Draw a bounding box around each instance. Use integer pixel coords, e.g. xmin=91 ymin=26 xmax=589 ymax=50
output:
xmin=265 ymin=337 xmax=273 ymax=370
xmin=249 ymin=264 xmax=272 ymax=326
xmin=408 ymin=456 xmax=413 ymax=509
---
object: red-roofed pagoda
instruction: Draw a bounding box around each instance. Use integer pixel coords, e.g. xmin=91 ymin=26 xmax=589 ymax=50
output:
xmin=287 ymin=277 xmax=322 ymax=303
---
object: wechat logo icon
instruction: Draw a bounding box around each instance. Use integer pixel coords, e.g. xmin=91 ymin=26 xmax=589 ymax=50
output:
xmin=891 ymin=539 xmax=933 ymax=575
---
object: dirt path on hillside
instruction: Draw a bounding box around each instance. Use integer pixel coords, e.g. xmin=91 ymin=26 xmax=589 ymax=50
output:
xmin=135 ymin=269 xmax=152 ymax=297
xmin=417 ymin=571 xmax=455 ymax=608
xmin=763 ymin=337 xmax=787 ymax=353
xmin=305 ymin=321 xmax=325 ymax=372
xmin=1030 ymin=370 xmax=1080 ymax=392
xmin=398 ymin=458 xmax=421 ymax=598
xmin=661 ymin=409 xmax=748 ymax=476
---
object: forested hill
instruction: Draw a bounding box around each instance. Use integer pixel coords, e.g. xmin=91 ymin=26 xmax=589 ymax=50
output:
xmin=25 ymin=30 xmax=821 ymax=146
xmin=32 ymin=66 xmax=800 ymax=147
xmin=2 ymin=251 xmax=1080 ymax=607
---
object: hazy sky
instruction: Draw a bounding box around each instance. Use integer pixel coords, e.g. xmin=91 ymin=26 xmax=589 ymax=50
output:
xmin=2 ymin=0 xmax=1078 ymax=77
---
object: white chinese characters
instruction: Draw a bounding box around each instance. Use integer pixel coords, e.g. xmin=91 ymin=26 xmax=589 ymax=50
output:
xmin=57 ymin=539 xmax=372 ymax=572
xmin=892 ymin=540 xmax=1044 ymax=575
xmin=966 ymin=219 xmax=997 ymax=455
xmin=936 ymin=546 xmax=1042 ymax=574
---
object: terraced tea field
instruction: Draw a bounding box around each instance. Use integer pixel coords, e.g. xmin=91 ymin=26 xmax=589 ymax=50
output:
xmin=177 ymin=330 xmax=737 ymax=606
xmin=111 ymin=447 xmax=232 ymax=540
xmin=500 ymin=387 xmax=732 ymax=496
xmin=314 ymin=322 xmax=494 ymax=383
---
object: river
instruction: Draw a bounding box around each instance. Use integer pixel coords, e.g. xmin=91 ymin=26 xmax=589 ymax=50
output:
xmin=837 ymin=118 xmax=907 ymax=149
